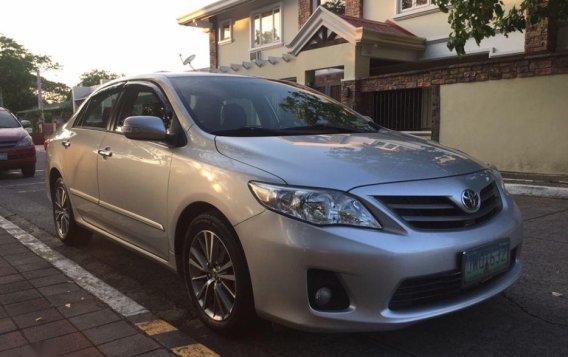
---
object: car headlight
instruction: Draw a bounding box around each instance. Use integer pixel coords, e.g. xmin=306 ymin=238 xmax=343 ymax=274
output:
xmin=249 ymin=182 xmax=381 ymax=229
xmin=489 ymin=166 xmax=509 ymax=195
xmin=16 ymin=135 xmax=33 ymax=147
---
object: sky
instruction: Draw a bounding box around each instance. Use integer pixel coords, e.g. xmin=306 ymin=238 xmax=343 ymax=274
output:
xmin=0 ymin=0 xmax=217 ymax=87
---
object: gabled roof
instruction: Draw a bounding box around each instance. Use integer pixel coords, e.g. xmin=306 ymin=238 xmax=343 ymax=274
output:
xmin=339 ymin=15 xmax=417 ymax=37
xmin=177 ymin=0 xmax=251 ymax=27
xmin=287 ymin=7 xmax=425 ymax=56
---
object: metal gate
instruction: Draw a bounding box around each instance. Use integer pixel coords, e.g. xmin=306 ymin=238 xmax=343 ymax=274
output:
xmin=373 ymin=88 xmax=427 ymax=131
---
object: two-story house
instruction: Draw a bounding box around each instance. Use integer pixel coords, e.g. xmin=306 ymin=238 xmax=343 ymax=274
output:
xmin=178 ymin=0 xmax=568 ymax=175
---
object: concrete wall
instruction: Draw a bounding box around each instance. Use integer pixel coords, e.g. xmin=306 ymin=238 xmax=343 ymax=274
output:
xmin=439 ymin=74 xmax=568 ymax=175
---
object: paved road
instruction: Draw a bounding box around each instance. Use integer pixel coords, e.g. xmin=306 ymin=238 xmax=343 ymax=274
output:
xmin=0 ymin=147 xmax=567 ymax=356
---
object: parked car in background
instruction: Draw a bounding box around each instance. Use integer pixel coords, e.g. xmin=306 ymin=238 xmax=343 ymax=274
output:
xmin=45 ymin=73 xmax=522 ymax=334
xmin=0 ymin=107 xmax=36 ymax=177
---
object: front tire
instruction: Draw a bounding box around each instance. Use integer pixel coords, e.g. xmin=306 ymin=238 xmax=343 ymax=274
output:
xmin=183 ymin=212 xmax=256 ymax=335
xmin=52 ymin=177 xmax=90 ymax=245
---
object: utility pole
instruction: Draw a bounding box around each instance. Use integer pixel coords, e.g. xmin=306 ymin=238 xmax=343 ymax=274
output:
xmin=36 ymin=68 xmax=44 ymax=122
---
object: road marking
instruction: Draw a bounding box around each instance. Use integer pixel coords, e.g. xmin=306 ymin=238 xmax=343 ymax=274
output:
xmin=16 ymin=189 xmax=45 ymax=193
xmin=505 ymin=183 xmax=568 ymax=199
xmin=136 ymin=320 xmax=178 ymax=335
xmin=172 ymin=344 xmax=219 ymax=357
xmin=504 ymin=178 xmax=533 ymax=182
xmin=0 ymin=215 xmax=148 ymax=317
xmin=2 ymin=181 xmax=44 ymax=188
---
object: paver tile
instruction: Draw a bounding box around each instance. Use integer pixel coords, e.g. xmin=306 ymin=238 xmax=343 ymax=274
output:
xmin=69 ymin=309 xmax=121 ymax=331
xmin=22 ymin=319 xmax=77 ymax=343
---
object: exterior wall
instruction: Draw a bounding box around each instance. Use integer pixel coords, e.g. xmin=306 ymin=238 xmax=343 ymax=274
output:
xmin=216 ymin=0 xmax=299 ymax=69
xmin=224 ymin=42 xmax=357 ymax=83
xmin=439 ymin=74 xmax=568 ymax=175
xmin=363 ymin=0 xmax=525 ymax=58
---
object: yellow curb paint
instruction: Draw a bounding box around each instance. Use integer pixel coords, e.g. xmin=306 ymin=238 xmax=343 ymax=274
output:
xmin=172 ymin=344 xmax=219 ymax=357
xmin=135 ymin=319 xmax=178 ymax=336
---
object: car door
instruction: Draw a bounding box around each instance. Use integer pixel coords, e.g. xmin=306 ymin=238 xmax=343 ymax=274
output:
xmin=61 ymin=84 xmax=122 ymax=226
xmin=96 ymin=82 xmax=175 ymax=259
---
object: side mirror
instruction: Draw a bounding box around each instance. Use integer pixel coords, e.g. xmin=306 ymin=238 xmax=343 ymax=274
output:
xmin=123 ymin=116 xmax=167 ymax=141
xmin=20 ymin=120 xmax=32 ymax=128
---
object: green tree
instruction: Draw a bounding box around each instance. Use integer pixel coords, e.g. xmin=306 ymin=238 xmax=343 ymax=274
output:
xmin=42 ymin=79 xmax=70 ymax=104
xmin=79 ymin=69 xmax=122 ymax=87
xmin=0 ymin=35 xmax=66 ymax=109
xmin=322 ymin=0 xmax=345 ymax=15
xmin=0 ymin=35 xmax=62 ymax=111
xmin=433 ymin=0 xmax=568 ymax=55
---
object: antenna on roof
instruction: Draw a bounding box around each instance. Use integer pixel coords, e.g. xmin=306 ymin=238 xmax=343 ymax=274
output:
xmin=179 ymin=54 xmax=197 ymax=71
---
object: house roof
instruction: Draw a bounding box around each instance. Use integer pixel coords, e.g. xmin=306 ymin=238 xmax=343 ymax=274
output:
xmin=287 ymin=7 xmax=425 ymax=56
xmin=177 ymin=0 xmax=251 ymax=27
xmin=339 ymin=15 xmax=417 ymax=38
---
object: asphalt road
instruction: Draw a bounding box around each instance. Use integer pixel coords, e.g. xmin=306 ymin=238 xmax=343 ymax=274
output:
xmin=0 ymin=147 xmax=567 ymax=356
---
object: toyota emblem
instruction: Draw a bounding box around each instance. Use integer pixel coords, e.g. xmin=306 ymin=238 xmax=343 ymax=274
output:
xmin=461 ymin=189 xmax=481 ymax=213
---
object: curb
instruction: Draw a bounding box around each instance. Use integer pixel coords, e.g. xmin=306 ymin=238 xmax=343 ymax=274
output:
xmin=505 ymin=183 xmax=568 ymax=199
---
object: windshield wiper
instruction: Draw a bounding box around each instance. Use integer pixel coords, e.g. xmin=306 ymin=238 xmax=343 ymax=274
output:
xmin=211 ymin=127 xmax=284 ymax=137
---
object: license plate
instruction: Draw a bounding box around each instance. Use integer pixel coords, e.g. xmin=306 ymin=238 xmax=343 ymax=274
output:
xmin=0 ymin=153 xmax=7 ymax=161
xmin=462 ymin=239 xmax=510 ymax=286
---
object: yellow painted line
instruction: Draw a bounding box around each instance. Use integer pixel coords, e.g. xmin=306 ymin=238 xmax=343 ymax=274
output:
xmin=135 ymin=319 xmax=178 ymax=336
xmin=172 ymin=344 xmax=219 ymax=357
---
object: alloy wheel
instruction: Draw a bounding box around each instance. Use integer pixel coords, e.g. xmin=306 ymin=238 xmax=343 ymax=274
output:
xmin=54 ymin=185 xmax=70 ymax=239
xmin=188 ymin=230 xmax=237 ymax=321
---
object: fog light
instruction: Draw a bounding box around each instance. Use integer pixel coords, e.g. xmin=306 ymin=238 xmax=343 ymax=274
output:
xmin=314 ymin=287 xmax=332 ymax=307
xmin=307 ymin=269 xmax=350 ymax=311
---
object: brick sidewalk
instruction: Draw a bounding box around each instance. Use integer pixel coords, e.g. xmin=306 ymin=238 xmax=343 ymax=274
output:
xmin=0 ymin=229 xmax=175 ymax=357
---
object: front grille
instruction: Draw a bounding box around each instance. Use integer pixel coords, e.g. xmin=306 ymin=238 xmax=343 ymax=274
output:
xmin=375 ymin=181 xmax=502 ymax=230
xmin=0 ymin=141 xmax=16 ymax=148
xmin=389 ymin=248 xmax=517 ymax=311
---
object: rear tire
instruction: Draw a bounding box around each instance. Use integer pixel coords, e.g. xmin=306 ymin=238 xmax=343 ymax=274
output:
xmin=52 ymin=177 xmax=91 ymax=245
xmin=183 ymin=212 xmax=257 ymax=335
xmin=22 ymin=166 xmax=35 ymax=177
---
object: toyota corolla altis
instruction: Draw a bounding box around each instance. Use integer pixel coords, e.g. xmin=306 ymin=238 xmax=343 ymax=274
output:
xmin=46 ymin=73 xmax=522 ymax=333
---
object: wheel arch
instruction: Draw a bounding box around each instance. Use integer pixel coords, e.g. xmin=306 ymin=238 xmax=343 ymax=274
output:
xmin=173 ymin=201 xmax=247 ymax=274
xmin=49 ymin=168 xmax=62 ymax=196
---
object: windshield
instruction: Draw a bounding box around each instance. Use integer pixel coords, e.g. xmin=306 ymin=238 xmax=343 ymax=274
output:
xmin=0 ymin=111 xmax=20 ymax=128
xmin=171 ymin=76 xmax=379 ymax=136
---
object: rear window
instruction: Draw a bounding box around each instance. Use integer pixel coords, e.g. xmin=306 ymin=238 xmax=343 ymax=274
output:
xmin=0 ymin=111 xmax=20 ymax=128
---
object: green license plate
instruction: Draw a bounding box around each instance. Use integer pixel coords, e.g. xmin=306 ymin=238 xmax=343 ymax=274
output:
xmin=0 ymin=153 xmax=7 ymax=160
xmin=462 ymin=239 xmax=510 ymax=286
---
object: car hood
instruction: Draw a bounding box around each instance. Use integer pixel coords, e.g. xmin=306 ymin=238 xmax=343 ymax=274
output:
xmin=215 ymin=130 xmax=486 ymax=191
xmin=0 ymin=127 xmax=26 ymax=142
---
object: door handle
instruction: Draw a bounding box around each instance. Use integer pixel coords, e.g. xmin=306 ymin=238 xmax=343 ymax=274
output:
xmin=97 ymin=147 xmax=113 ymax=158
xmin=62 ymin=140 xmax=71 ymax=149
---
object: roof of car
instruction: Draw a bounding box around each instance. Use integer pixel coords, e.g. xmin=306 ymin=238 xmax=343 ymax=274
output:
xmin=96 ymin=72 xmax=260 ymax=93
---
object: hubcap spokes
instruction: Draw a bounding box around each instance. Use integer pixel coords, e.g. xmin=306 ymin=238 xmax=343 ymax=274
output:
xmin=189 ymin=230 xmax=236 ymax=321
xmin=54 ymin=186 xmax=70 ymax=238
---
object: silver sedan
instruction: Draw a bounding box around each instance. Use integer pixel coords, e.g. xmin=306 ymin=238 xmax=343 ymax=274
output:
xmin=46 ymin=73 xmax=522 ymax=334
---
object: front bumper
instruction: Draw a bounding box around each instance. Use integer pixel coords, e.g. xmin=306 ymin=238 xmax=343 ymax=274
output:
xmin=234 ymin=174 xmax=522 ymax=332
xmin=0 ymin=146 xmax=36 ymax=170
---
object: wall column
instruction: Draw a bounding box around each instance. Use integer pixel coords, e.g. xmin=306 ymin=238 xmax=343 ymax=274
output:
xmin=209 ymin=17 xmax=218 ymax=69
xmin=345 ymin=0 xmax=364 ymax=18
xmin=524 ymin=1 xmax=557 ymax=53
xmin=299 ymin=0 xmax=312 ymax=28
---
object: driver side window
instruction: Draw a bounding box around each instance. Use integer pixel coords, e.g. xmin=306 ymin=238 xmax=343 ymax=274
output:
xmin=116 ymin=87 xmax=171 ymax=132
